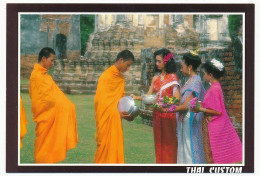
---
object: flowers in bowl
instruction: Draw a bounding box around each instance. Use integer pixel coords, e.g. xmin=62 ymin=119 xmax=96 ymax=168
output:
xmin=152 ymin=96 xmax=179 ymax=112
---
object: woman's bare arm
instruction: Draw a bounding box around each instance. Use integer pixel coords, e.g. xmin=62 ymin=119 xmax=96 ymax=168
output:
xmin=192 ymin=107 xmax=222 ymax=116
xmin=131 ymin=75 xmax=159 ymax=100
xmin=173 ymin=93 xmax=193 ymax=112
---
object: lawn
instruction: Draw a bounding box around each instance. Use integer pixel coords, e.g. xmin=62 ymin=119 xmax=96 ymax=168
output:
xmin=20 ymin=78 xmax=30 ymax=85
xmin=20 ymin=92 xmax=155 ymax=164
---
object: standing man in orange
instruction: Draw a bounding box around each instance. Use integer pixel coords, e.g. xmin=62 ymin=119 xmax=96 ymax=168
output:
xmin=94 ymin=50 xmax=134 ymax=163
xmin=20 ymin=96 xmax=28 ymax=148
xmin=29 ymin=47 xmax=79 ymax=163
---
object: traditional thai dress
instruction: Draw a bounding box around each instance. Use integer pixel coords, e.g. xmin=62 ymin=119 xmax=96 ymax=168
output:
xmin=201 ymin=82 xmax=242 ymax=163
xmin=177 ymin=75 xmax=206 ymax=164
xmin=153 ymin=73 xmax=180 ymax=163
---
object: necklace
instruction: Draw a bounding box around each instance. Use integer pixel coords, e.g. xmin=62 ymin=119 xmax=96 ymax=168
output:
xmin=160 ymin=73 xmax=166 ymax=81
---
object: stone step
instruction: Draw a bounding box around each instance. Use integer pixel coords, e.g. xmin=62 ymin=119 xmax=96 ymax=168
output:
xmin=69 ymin=89 xmax=96 ymax=94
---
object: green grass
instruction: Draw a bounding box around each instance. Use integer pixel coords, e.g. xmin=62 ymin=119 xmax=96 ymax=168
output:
xmin=20 ymin=78 xmax=30 ymax=85
xmin=20 ymin=93 xmax=155 ymax=164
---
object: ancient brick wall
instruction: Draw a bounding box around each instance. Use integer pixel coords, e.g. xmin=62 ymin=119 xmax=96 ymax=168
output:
xmin=211 ymin=47 xmax=243 ymax=139
xmin=20 ymin=14 xmax=81 ymax=80
xmin=20 ymin=54 xmax=38 ymax=78
xmin=52 ymin=57 xmax=142 ymax=95
xmin=20 ymin=54 xmax=38 ymax=92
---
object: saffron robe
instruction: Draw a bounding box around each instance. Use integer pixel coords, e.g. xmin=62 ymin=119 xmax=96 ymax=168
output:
xmin=29 ymin=64 xmax=79 ymax=163
xmin=94 ymin=65 xmax=125 ymax=163
xmin=20 ymin=97 xmax=28 ymax=148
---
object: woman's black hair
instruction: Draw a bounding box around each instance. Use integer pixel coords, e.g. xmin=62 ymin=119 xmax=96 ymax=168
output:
xmin=182 ymin=52 xmax=201 ymax=71
xmin=153 ymin=48 xmax=177 ymax=74
xmin=203 ymin=60 xmax=225 ymax=79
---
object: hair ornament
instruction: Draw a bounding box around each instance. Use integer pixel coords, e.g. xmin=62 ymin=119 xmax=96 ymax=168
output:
xmin=190 ymin=48 xmax=200 ymax=56
xmin=211 ymin=58 xmax=224 ymax=71
xmin=163 ymin=53 xmax=174 ymax=64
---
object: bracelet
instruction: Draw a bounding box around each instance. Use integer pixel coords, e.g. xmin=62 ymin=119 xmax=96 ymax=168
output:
xmin=203 ymin=108 xmax=206 ymax=113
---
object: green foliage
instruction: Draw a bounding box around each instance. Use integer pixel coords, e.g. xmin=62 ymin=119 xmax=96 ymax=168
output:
xmin=228 ymin=15 xmax=243 ymax=73
xmin=228 ymin=15 xmax=242 ymax=39
xmin=47 ymin=66 xmax=54 ymax=76
xmin=80 ymin=15 xmax=95 ymax=56
xmin=20 ymin=93 xmax=155 ymax=164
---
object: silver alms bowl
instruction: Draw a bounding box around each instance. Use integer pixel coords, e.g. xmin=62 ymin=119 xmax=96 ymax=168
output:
xmin=118 ymin=96 xmax=140 ymax=120
xmin=142 ymin=94 xmax=157 ymax=105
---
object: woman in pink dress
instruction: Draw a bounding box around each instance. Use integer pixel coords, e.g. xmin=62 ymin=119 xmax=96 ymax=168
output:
xmin=131 ymin=48 xmax=180 ymax=163
xmin=192 ymin=59 xmax=242 ymax=163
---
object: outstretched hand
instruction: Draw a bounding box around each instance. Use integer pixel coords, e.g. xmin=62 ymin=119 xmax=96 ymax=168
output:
xmin=130 ymin=94 xmax=142 ymax=100
xmin=130 ymin=94 xmax=136 ymax=99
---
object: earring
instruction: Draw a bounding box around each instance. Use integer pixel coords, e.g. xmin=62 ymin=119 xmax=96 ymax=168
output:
xmin=188 ymin=69 xmax=190 ymax=75
xmin=209 ymin=78 xmax=212 ymax=85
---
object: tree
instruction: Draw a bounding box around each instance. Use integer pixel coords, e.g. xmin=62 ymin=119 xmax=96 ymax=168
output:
xmin=80 ymin=15 xmax=95 ymax=56
xmin=228 ymin=15 xmax=242 ymax=73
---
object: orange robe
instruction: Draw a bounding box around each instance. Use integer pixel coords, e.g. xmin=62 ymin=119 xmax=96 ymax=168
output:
xmin=94 ymin=65 xmax=125 ymax=163
xmin=20 ymin=97 xmax=28 ymax=148
xmin=29 ymin=64 xmax=79 ymax=163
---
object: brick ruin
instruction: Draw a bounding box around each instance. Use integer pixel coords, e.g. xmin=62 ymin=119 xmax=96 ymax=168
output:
xmin=19 ymin=14 xmax=242 ymax=138
xmin=21 ymin=14 xmax=231 ymax=94
xmin=20 ymin=14 xmax=81 ymax=92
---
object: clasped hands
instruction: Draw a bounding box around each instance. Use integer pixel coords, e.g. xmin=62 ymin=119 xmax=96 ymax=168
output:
xmin=190 ymin=106 xmax=202 ymax=113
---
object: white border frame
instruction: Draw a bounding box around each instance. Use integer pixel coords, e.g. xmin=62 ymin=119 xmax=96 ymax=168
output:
xmin=18 ymin=12 xmax=245 ymax=168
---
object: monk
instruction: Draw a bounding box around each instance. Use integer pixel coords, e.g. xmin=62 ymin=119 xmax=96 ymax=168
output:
xmin=94 ymin=50 xmax=135 ymax=163
xmin=29 ymin=47 xmax=78 ymax=163
xmin=20 ymin=96 xmax=28 ymax=148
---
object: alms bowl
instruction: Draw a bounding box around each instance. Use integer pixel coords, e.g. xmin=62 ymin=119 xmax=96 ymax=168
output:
xmin=117 ymin=96 xmax=140 ymax=121
xmin=142 ymin=94 xmax=157 ymax=105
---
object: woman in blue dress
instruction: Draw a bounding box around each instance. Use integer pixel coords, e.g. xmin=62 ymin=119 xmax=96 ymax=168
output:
xmin=174 ymin=51 xmax=206 ymax=164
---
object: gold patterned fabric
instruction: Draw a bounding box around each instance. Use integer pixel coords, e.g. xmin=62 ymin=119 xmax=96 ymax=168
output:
xmin=201 ymin=114 xmax=214 ymax=164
